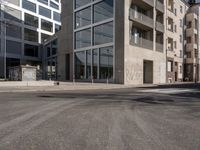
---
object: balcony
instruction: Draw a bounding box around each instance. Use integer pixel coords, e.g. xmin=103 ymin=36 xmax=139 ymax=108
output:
xmin=186 ymin=13 xmax=198 ymax=22
xmin=130 ymin=36 xmax=153 ymax=50
xmin=156 ymin=21 xmax=164 ymax=32
xmin=156 ymin=0 xmax=164 ymax=13
xmin=129 ymin=8 xmax=154 ymax=28
xmin=143 ymin=0 xmax=154 ymax=7
xmin=156 ymin=43 xmax=164 ymax=52
xmin=186 ymin=43 xmax=197 ymax=50
xmin=186 ymin=28 xmax=198 ymax=37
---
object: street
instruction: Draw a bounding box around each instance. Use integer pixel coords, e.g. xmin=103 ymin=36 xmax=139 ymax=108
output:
xmin=0 ymin=85 xmax=200 ymax=150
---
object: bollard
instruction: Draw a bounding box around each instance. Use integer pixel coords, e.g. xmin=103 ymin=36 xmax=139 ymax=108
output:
xmin=91 ymin=76 xmax=94 ymax=85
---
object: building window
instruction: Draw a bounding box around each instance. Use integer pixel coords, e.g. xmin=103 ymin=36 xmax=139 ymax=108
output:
xmin=53 ymin=12 xmax=61 ymax=22
xmin=55 ymin=24 xmax=61 ymax=33
xmin=180 ymin=19 xmax=183 ymax=27
xmin=93 ymin=22 xmax=113 ymax=45
xmin=22 ymin=0 xmax=36 ymax=13
xmin=50 ymin=1 xmax=59 ymax=9
xmin=167 ymin=61 xmax=173 ymax=72
xmin=92 ymin=49 xmax=98 ymax=79
xmin=52 ymin=39 xmax=57 ymax=55
xmin=180 ymin=6 xmax=183 ymax=13
xmin=6 ymin=40 xmax=21 ymax=54
xmin=24 ymin=44 xmax=39 ymax=57
xmin=24 ymin=13 xmax=38 ymax=28
xmin=93 ymin=0 xmax=113 ymax=23
xmin=38 ymin=0 xmax=48 ymax=5
xmin=6 ymin=23 xmax=22 ymax=39
xmin=75 ymin=7 xmax=91 ymax=29
xmin=75 ymin=51 xmax=85 ymax=79
xmin=24 ymin=28 xmax=38 ymax=42
xmin=75 ymin=0 xmax=91 ymax=9
xmin=41 ymin=19 xmax=53 ymax=32
xmin=39 ymin=6 xmax=51 ymax=18
xmin=41 ymin=33 xmax=51 ymax=43
xmin=99 ymin=46 xmax=113 ymax=79
xmin=86 ymin=50 xmax=91 ymax=79
xmin=75 ymin=28 xmax=91 ymax=49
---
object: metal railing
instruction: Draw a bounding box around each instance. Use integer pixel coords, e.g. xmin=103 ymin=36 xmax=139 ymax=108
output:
xmin=156 ymin=43 xmax=164 ymax=52
xmin=130 ymin=36 xmax=153 ymax=50
xmin=156 ymin=0 xmax=164 ymax=12
xmin=156 ymin=21 xmax=164 ymax=32
xmin=129 ymin=8 xmax=154 ymax=28
xmin=143 ymin=0 xmax=154 ymax=7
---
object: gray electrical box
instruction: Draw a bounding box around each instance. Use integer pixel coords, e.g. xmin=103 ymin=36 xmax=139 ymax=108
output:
xmin=9 ymin=66 xmax=37 ymax=81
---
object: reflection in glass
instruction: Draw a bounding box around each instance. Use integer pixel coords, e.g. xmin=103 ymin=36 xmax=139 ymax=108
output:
xmin=93 ymin=0 xmax=113 ymax=23
xmin=92 ymin=49 xmax=98 ymax=79
xmin=75 ymin=7 xmax=91 ymax=29
xmin=75 ymin=51 xmax=85 ymax=79
xmin=99 ymin=46 xmax=113 ymax=79
xmin=86 ymin=50 xmax=91 ymax=79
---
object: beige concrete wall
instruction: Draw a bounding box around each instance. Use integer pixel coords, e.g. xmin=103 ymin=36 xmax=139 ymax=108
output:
xmin=166 ymin=0 xmax=189 ymax=82
xmin=123 ymin=0 xmax=166 ymax=85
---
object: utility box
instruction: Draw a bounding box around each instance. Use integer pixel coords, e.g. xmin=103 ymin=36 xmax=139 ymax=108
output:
xmin=9 ymin=66 xmax=37 ymax=81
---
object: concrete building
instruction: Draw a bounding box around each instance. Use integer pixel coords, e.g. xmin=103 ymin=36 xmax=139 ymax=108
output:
xmin=56 ymin=0 xmax=167 ymax=85
xmin=185 ymin=3 xmax=200 ymax=82
xmin=0 ymin=0 xmax=61 ymax=78
xmin=166 ymin=0 xmax=189 ymax=83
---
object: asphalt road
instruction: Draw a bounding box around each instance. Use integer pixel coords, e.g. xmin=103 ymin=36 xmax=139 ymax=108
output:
xmin=0 ymin=85 xmax=200 ymax=150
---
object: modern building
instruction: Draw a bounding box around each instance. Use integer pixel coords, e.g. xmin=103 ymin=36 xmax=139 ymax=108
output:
xmin=0 ymin=0 xmax=61 ymax=78
xmin=56 ymin=0 xmax=168 ymax=85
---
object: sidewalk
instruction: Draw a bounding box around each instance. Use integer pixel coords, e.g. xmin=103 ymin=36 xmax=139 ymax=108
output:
xmin=0 ymin=81 xmax=199 ymax=93
xmin=0 ymin=82 xmax=139 ymax=93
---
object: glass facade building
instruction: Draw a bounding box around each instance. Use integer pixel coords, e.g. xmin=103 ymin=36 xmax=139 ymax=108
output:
xmin=0 ymin=0 xmax=61 ymax=78
xmin=74 ymin=0 xmax=114 ymax=81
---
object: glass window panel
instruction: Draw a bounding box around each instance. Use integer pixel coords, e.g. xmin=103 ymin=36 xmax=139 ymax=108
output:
xmin=6 ymin=40 xmax=21 ymax=54
xmin=38 ymin=0 xmax=48 ymax=5
xmin=53 ymin=12 xmax=61 ymax=22
xmin=6 ymin=24 xmax=22 ymax=39
xmin=92 ymin=49 xmax=98 ymax=79
xmin=39 ymin=6 xmax=51 ymax=18
xmin=99 ymin=46 xmax=113 ymax=79
xmin=41 ymin=33 xmax=51 ymax=43
xmin=86 ymin=50 xmax=91 ymax=79
xmin=22 ymin=0 xmax=36 ymax=13
xmin=75 ymin=0 xmax=91 ymax=9
xmin=24 ymin=28 xmax=38 ymax=42
xmin=75 ymin=7 xmax=91 ymax=29
xmin=24 ymin=13 xmax=38 ymax=28
xmin=41 ymin=19 xmax=53 ymax=32
xmin=52 ymin=39 xmax=57 ymax=55
xmin=55 ymin=24 xmax=61 ymax=33
xmin=50 ymin=1 xmax=59 ymax=9
xmin=93 ymin=0 xmax=113 ymax=23
xmin=93 ymin=22 xmax=113 ymax=45
xmin=75 ymin=51 xmax=85 ymax=79
xmin=75 ymin=29 xmax=91 ymax=49
xmin=24 ymin=44 xmax=39 ymax=57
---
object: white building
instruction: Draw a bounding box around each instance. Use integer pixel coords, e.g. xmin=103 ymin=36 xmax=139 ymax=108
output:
xmin=0 ymin=0 xmax=61 ymax=78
